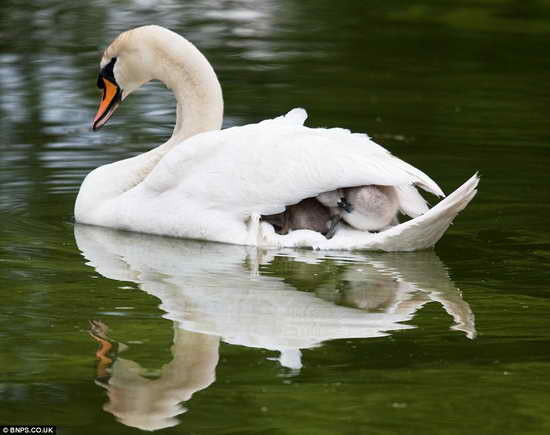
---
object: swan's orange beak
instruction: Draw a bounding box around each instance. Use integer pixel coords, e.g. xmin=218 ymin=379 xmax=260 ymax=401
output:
xmin=92 ymin=77 xmax=122 ymax=131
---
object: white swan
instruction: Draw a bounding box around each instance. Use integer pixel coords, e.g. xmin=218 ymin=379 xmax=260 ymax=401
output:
xmin=75 ymin=25 xmax=478 ymax=251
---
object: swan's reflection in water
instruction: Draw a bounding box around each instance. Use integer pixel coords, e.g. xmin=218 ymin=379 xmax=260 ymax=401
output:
xmin=75 ymin=225 xmax=475 ymax=431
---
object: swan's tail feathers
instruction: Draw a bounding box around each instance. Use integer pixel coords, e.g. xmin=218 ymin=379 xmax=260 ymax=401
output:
xmin=368 ymin=173 xmax=479 ymax=251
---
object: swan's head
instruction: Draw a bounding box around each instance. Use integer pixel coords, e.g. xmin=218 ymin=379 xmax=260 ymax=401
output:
xmin=92 ymin=25 xmax=170 ymax=130
xmin=92 ymin=25 xmax=223 ymax=135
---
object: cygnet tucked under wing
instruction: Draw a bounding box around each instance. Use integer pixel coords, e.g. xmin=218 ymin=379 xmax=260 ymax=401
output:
xmin=262 ymin=198 xmax=333 ymax=237
xmin=342 ymin=185 xmax=399 ymax=231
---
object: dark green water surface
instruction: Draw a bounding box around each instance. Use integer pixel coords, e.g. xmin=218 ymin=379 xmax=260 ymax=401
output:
xmin=1 ymin=1 xmax=550 ymax=434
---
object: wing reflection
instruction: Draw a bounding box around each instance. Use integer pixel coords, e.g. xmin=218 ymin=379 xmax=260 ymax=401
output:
xmin=75 ymin=224 xmax=475 ymax=431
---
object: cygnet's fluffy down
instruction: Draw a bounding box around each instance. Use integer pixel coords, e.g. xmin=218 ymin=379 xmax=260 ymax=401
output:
xmin=262 ymin=198 xmax=332 ymax=237
xmin=342 ymin=185 xmax=399 ymax=231
xmin=317 ymin=185 xmax=399 ymax=233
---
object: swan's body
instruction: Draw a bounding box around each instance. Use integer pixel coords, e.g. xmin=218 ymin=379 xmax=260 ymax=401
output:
xmin=75 ymin=25 xmax=478 ymax=251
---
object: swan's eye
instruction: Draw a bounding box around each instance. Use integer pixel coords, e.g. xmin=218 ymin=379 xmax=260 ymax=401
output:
xmin=97 ymin=57 xmax=118 ymax=90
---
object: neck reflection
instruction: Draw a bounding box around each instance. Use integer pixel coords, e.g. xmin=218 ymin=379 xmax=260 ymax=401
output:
xmin=75 ymin=225 xmax=475 ymax=431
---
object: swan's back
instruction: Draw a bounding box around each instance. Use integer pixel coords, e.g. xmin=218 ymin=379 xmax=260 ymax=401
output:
xmin=143 ymin=109 xmax=441 ymax=217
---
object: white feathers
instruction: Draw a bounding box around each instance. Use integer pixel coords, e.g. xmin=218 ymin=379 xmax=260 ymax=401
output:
xmin=278 ymin=107 xmax=307 ymax=125
xmin=395 ymin=184 xmax=430 ymax=217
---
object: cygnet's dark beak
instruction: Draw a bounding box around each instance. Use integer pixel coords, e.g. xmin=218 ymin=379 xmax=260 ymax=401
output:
xmin=337 ymin=198 xmax=353 ymax=213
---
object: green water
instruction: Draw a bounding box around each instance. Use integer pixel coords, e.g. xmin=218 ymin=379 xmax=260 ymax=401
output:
xmin=1 ymin=0 xmax=550 ymax=433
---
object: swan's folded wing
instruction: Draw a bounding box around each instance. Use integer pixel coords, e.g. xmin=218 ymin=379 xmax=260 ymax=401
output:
xmin=144 ymin=109 xmax=444 ymax=217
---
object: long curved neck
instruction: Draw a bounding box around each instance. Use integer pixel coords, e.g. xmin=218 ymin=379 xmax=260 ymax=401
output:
xmin=137 ymin=32 xmax=224 ymax=171
xmin=155 ymin=35 xmax=224 ymax=142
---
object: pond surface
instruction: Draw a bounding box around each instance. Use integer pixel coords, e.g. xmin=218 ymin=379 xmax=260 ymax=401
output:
xmin=1 ymin=0 xmax=550 ymax=434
